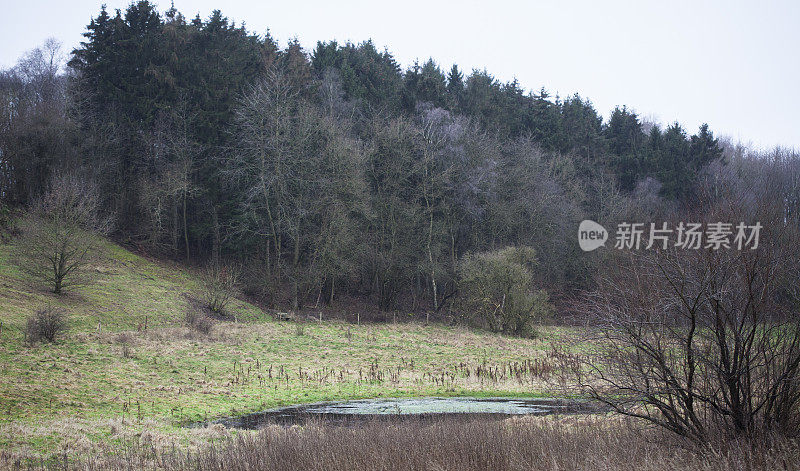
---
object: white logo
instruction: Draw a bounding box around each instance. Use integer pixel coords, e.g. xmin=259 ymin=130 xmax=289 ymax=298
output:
xmin=578 ymin=220 xmax=608 ymax=252
xmin=578 ymin=220 xmax=762 ymax=252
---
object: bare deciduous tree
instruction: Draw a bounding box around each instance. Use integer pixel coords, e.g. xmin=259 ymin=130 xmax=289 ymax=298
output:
xmin=229 ymin=68 xmax=366 ymax=309
xmin=16 ymin=173 xmax=109 ymax=294
xmin=562 ymin=168 xmax=800 ymax=443
xmin=0 ymin=38 xmax=69 ymax=206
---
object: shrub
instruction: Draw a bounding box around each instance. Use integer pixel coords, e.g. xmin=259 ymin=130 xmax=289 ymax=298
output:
xmin=294 ymin=321 xmax=305 ymax=336
xmin=114 ymin=332 xmax=135 ymax=358
xmin=25 ymin=306 xmax=68 ymax=343
xmin=185 ymin=310 xmax=214 ymax=335
xmin=565 ymin=183 xmax=800 ymax=443
xmin=456 ymin=246 xmax=551 ymax=337
xmin=199 ymin=263 xmax=238 ymax=314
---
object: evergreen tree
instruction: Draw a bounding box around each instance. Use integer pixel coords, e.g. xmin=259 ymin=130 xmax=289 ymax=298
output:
xmin=690 ymin=123 xmax=723 ymax=168
xmin=417 ymin=59 xmax=447 ymax=108
xmin=657 ymin=122 xmax=691 ymax=199
xmin=311 ymin=40 xmax=403 ymax=111
xmin=559 ymin=94 xmax=604 ymax=160
xmin=446 ymin=64 xmax=464 ymax=108
xmin=604 ymin=106 xmax=646 ymax=190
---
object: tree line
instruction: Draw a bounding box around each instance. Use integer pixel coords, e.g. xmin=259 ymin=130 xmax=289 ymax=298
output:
xmin=0 ymin=1 xmax=729 ymax=313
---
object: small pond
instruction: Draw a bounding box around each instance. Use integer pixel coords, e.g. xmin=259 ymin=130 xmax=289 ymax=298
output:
xmin=212 ymin=397 xmax=601 ymax=429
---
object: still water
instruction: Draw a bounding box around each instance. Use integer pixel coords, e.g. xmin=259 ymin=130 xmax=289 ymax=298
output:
xmin=214 ymin=397 xmax=600 ymax=429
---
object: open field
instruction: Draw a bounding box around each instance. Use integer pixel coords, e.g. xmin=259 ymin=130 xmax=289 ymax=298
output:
xmin=0 ymin=239 xmax=574 ymax=463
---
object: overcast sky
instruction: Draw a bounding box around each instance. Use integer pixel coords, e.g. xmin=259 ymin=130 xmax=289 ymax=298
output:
xmin=2 ymin=0 xmax=798 ymax=150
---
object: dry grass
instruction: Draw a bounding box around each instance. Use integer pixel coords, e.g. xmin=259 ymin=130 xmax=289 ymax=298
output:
xmin=6 ymin=416 xmax=796 ymax=470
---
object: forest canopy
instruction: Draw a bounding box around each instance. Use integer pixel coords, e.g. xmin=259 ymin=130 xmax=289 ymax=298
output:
xmin=0 ymin=0 xmax=730 ymax=312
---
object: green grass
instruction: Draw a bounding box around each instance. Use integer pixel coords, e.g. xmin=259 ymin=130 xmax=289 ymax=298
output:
xmin=0 ymin=238 xmax=574 ymax=458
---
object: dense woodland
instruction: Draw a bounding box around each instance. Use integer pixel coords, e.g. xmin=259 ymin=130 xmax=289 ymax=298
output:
xmin=0 ymin=0 xmax=782 ymax=316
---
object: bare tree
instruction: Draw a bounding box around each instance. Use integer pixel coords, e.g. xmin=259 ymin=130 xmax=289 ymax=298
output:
xmin=164 ymin=99 xmax=200 ymax=262
xmin=363 ymin=115 xmax=425 ymax=311
xmin=16 ymin=173 xmax=109 ymax=294
xmin=228 ymin=69 xmax=297 ymax=288
xmin=0 ymin=38 xmax=69 ymax=206
xmin=199 ymin=262 xmax=238 ymax=315
xmin=563 ymin=162 xmax=800 ymax=443
xmin=138 ymin=97 xmax=201 ymax=260
xmin=229 ymin=68 xmax=366 ymax=309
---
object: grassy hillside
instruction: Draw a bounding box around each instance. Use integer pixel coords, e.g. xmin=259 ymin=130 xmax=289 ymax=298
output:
xmin=0 ymin=238 xmax=566 ymax=459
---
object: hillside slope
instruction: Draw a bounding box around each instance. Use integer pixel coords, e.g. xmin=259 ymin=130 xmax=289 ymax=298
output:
xmin=0 ymin=237 xmax=561 ymax=459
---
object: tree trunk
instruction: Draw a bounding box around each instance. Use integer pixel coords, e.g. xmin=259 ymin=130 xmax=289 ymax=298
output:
xmin=261 ymin=178 xmax=280 ymax=279
xmin=292 ymin=225 xmax=301 ymax=310
xmin=426 ymin=200 xmax=438 ymax=320
xmin=182 ymin=191 xmax=190 ymax=262
xmin=211 ymin=205 xmax=221 ymax=265
xmin=172 ymin=201 xmax=179 ymax=256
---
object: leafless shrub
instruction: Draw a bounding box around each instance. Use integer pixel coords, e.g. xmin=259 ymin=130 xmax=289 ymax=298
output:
xmin=199 ymin=263 xmax=238 ymax=315
xmin=185 ymin=310 xmax=214 ymax=335
xmin=25 ymin=306 xmax=68 ymax=343
xmin=115 ymin=332 xmax=135 ymax=358
xmin=294 ymin=321 xmax=305 ymax=336
xmin=564 ymin=170 xmax=800 ymax=443
xmin=114 ymin=332 xmax=133 ymax=344
xmin=15 ymin=173 xmax=110 ymax=294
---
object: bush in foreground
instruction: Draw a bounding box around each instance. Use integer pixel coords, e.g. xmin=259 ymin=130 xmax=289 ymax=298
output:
xmin=25 ymin=306 xmax=68 ymax=343
xmin=199 ymin=263 xmax=238 ymax=315
xmin=457 ymin=246 xmax=551 ymax=336
xmin=564 ymin=175 xmax=800 ymax=444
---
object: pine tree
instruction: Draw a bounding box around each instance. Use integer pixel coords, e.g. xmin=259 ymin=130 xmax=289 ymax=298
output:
xmin=690 ymin=123 xmax=723 ymax=168
xmin=657 ymin=122 xmax=691 ymax=199
xmin=446 ymin=64 xmax=464 ymax=111
xmin=604 ymin=106 xmax=646 ymax=190
xmin=418 ymin=59 xmax=447 ymax=107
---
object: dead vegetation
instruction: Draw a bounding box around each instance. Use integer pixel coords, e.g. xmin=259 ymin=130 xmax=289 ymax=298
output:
xmin=185 ymin=310 xmax=214 ymax=335
xmin=7 ymin=416 xmax=796 ymax=471
xmin=199 ymin=263 xmax=238 ymax=316
xmin=24 ymin=306 xmax=68 ymax=344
